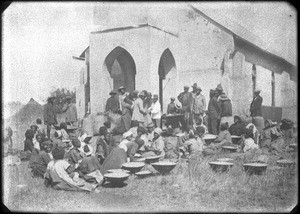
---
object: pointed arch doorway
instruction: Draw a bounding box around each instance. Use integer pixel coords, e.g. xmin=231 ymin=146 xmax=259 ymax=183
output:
xmin=158 ymin=49 xmax=176 ymax=111
xmin=103 ymin=46 xmax=136 ymax=92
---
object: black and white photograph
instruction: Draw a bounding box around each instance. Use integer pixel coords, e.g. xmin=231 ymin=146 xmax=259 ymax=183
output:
xmin=2 ymin=2 xmax=297 ymax=212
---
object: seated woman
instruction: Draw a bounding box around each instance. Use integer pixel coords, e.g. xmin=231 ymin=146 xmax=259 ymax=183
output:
xmin=260 ymin=119 xmax=283 ymax=153
xmin=142 ymin=128 xmax=165 ymax=159
xmin=202 ymin=123 xmax=235 ymax=156
xmin=95 ymin=127 xmax=111 ymax=164
xmin=186 ymin=126 xmax=206 ymax=156
xmin=119 ymin=131 xmax=134 ymax=152
xmin=228 ymin=116 xmax=247 ymax=136
xmin=44 ymin=146 xmax=98 ymax=192
xmin=100 ymin=135 xmax=127 ymax=175
xmin=77 ymin=145 xmax=104 ymax=185
xmin=21 ymin=129 xmax=39 ymax=161
xmin=29 ymin=140 xmax=53 ymax=178
xmin=246 ymin=123 xmax=260 ymax=145
xmin=65 ymin=139 xmax=84 ymax=165
xmin=240 ymin=129 xmax=259 ymax=153
xmin=124 ymin=127 xmax=147 ymax=161
xmin=35 ymin=133 xmax=46 ymax=150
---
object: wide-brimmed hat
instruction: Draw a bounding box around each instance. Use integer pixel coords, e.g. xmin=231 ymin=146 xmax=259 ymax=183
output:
xmin=139 ymin=91 xmax=146 ymax=97
xmin=219 ymin=93 xmax=229 ymax=100
xmin=133 ymin=90 xmax=139 ymax=95
xmin=191 ymin=83 xmax=197 ymax=88
xmin=118 ymin=86 xmax=126 ymax=91
xmin=216 ymin=84 xmax=223 ymax=91
xmin=109 ymin=90 xmax=117 ymax=95
xmin=254 ymin=89 xmax=261 ymax=93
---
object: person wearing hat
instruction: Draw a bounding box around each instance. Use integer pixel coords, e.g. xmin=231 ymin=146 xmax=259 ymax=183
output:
xmin=105 ymin=90 xmax=120 ymax=114
xmin=215 ymin=84 xmax=223 ymax=98
xmin=207 ymin=89 xmax=221 ymax=135
xmin=191 ymin=86 xmax=206 ymax=125
xmin=44 ymin=96 xmax=62 ymax=138
xmin=118 ymin=86 xmax=126 ymax=112
xmin=131 ymin=90 xmax=147 ymax=127
xmin=167 ymin=97 xmax=177 ymax=115
xmin=148 ymin=94 xmax=162 ymax=128
xmin=250 ymin=89 xmax=263 ymax=117
xmin=177 ymin=86 xmax=193 ymax=131
xmin=44 ymin=146 xmax=98 ymax=192
xmin=218 ymin=92 xmax=233 ymax=128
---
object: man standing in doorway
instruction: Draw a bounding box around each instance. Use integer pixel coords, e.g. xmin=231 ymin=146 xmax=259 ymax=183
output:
xmin=118 ymin=86 xmax=127 ymax=113
xmin=250 ymin=89 xmax=263 ymax=117
xmin=132 ymin=91 xmax=147 ymax=127
xmin=177 ymin=86 xmax=192 ymax=131
xmin=148 ymin=94 xmax=162 ymax=128
xmin=192 ymin=86 xmax=206 ymax=125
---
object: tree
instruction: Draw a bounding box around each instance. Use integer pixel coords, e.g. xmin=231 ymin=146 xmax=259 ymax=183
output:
xmin=49 ymin=88 xmax=76 ymax=107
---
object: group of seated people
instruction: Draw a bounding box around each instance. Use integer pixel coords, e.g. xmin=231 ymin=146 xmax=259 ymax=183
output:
xmin=21 ymin=115 xmax=297 ymax=192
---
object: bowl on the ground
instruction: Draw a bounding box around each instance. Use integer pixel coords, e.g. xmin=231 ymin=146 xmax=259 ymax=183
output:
xmin=145 ymin=156 xmax=160 ymax=164
xmin=243 ymin=163 xmax=268 ymax=175
xmin=135 ymin=170 xmax=153 ymax=178
xmin=276 ymin=159 xmax=295 ymax=167
xmin=203 ymin=134 xmax=217 ymax=145
xmin=222 ymin=146 xmax=237 ymax=153
xmin=151 ymin=161 xmax=177 ymax=174
xmin=106 ymin=169 xmax=130 ymax=174
xmin=122 ymin=162 xmax=145 ymax=173
xmin=209 ymin=161 xmax=233 ymax=172
xmin=216 ymin=158 xmax=234 ymax=162
xmin=104 ymin=172 xmax=130 ymax=185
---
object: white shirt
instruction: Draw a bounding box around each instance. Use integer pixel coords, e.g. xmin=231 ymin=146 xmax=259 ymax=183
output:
xmin=119 ymin=139 xmax=130 ymax=152
xmin=149 ymin=101 xmax=161 ymax=119
xmin=243 ymin=138 xmax=259 ymax=152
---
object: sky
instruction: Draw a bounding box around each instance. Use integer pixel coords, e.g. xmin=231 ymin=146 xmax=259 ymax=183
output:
xmin=2 ymin=2 xmax=296 ymax=106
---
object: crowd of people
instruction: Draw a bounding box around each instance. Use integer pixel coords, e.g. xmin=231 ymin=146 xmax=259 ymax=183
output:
xmin=14 ymin=83 xmax=297 ymax=193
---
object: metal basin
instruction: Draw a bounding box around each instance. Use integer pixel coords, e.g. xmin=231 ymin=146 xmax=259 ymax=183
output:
xmin=203 ymin=134 xmax=217 ymax=145
xmin=122 ymin=162 xmax=145 ymax=173
xmin=209 ymin=161 xmax=233 ymax=172
xmin=151 ymin=161 xmax=177 ymax=174
xmin=104 ymin=172 xmax=130 ymax=185
xmin=145 ymin=156 xmax=160 ymax=164
xmin=243 ymin=163 xmax=268 ymax=175
xmin=135 ymin=170 xmax=153 ymax=178
xmin=106 ymin=169 xmax=130 ymax=174
xmin=222 ymin=146 xmax=237 ymax=153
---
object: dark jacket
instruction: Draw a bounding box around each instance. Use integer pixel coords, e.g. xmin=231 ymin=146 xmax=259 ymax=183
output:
xmin=208 ymin=96 xmax=221 ymax=119
xmin=228 ymin=122 xmax=247 ymax=136
xmin=220 ymin=99 xmax=232 ymax=117
xmin=43 ymin=103 xmax=60 ymax=125
xmin=105 ymin=96 xmax=120 ymax=113
xmin=250 ymin=95 xmax=263 ymax=117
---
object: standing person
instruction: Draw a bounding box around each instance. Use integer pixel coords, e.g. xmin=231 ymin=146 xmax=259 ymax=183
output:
xmin=219 ymin=92 xmax=233 ymax=127
xmin=44 ymin=96 xmax=60 ymax=139
xmin=167 ymin=97 xmax=177 ymax=115
xmin=62 ymin=96 xmax=78 ymax=126
xmin=131 ymin=91 xmax=147 ymax=127
xmin=189 ymin=83 xmax=198 ymax=126
xmin=142 ymin=91 xmax=152 ymax=128
xmin=207 ymin=90 xmax=221 ymax=135
xmin=105 ymin=90 xmax=120 ymax=114
xmin=192 ymin=86 xmax=206 ymax=125
xmin=118 ymin=86 xmax=127 ymax=112
xmin=177 ymin=86 xmax=193 ymax=131
xmin=216 ymin=84 xmax=223 ymax=101
xmin=250 ymin=89 xmax=263 ymax=117
xmin=250 ymin=89 xmax=264 ymax=138
xmin=148 ymin=94 xmax=162 ymax=128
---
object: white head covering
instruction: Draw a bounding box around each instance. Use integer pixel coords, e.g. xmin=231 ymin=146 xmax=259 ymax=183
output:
xmin=123 ymin=130 xmax=133 ymax=138
xmin=153 ymin=127 xmax=162 ymax=135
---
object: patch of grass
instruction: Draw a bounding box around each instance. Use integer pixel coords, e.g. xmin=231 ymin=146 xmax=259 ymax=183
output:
xmin=3 ymin=151 xmax=298 ymax=212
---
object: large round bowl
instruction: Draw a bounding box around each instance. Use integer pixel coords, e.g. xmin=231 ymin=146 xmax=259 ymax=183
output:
xmin=104 ymin=172 xmax=130 ymax=185
xmin=107 ymin=169 xmax=130 ymax=174
xmin=145 ymin=156 xmax=160 ymax=164
xmin=135 ymin=170 xmax=153 ymax=179
xmin=122 ymin=162 xmax=145 ymax=173
xmin=209 ymin=161 xmax=233 ymax=172
xmin=276 ymin=159 xmax=295 ymax=168
xmin=222 ymin=146 xmax=237 ymax=153
xmin=243 ymin=163 xmax=268 ymax=175
xmin=151 ymin=161 xmax=177 ymax=174
xmin=203 ymin=134 xmax=217 ymax=145
xmin=217 ymin=158 xmax=234 ymax=162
